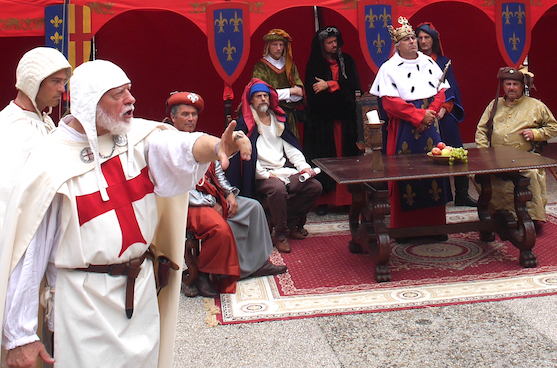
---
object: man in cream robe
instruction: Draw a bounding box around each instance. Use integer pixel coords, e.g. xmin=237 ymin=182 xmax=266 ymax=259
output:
xmin=0 ymin=47 xmax=71 ymax=365
xmin=1 ymin=60 xmax=251 ymax=368
xmin=0 ymin=47 xmax=71 ymax=235
xmin=476 ymin=66 xmax=557 ymax=224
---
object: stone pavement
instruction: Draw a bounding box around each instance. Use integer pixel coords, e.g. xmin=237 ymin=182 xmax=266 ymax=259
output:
xmin=173 ymin=174 xmax=557 ymax=368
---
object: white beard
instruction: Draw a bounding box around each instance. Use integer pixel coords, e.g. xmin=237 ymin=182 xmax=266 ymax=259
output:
xmin=257 ymin=104 xmax=269 ymax=113
xmin=96 ymin=106 xmax=132 ymax=135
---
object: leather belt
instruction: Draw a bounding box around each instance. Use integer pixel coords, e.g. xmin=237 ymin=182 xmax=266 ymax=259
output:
xmin=76 ymin=252 xmax=149 ymax=319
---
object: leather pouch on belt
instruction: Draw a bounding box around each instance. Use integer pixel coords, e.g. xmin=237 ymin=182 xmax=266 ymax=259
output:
xmin=148 ymin=244 xmax=179 ymax=294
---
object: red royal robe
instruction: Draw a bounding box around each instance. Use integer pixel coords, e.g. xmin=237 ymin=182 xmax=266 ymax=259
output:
xmin=383 ymin=92 xmax=447 ymax=229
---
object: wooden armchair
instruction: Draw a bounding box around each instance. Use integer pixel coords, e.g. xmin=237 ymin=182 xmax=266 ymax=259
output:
xmin=182 ymin=230 xmax=200 ymax=293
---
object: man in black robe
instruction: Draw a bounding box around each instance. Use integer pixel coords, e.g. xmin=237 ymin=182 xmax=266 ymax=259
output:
xmin=304 ymin=26 xmax=361 ymax=215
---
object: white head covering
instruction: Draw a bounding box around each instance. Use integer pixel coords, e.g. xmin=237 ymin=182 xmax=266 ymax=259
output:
xmin=15 ymin=47 xmax=72 ymax=119
xmin=70 ymin=60 xmax=131 ymax=201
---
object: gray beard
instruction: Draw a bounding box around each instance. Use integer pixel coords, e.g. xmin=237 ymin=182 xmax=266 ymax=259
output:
xmin=96 ymin=106 xmax=132 ymax=135
xmin=257 ymin=104 xmax=269 ymax=113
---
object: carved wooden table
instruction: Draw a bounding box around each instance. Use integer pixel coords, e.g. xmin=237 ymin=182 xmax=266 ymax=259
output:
xmin=313 ymin=146 xmax=557 ymax=282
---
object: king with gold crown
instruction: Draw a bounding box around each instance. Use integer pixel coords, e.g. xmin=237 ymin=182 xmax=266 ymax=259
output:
xmin=369 ymin=16 xmax=453 ymax=237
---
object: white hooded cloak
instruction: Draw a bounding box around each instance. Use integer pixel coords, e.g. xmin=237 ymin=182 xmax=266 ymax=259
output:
xmin=1 ymin=60 xmax=209 ymax=367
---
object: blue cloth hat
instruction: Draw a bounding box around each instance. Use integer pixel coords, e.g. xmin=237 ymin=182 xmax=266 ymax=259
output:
xmin=249 ymin=83 xmax=270 ymax=99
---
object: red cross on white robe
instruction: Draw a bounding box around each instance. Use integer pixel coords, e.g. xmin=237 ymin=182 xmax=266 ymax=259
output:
xmin=76 ymin=156 xmax=155 ymax=257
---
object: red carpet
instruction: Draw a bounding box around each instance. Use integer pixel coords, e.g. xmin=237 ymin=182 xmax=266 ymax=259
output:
xmin=213 ymin=211 xmax=557 ymax=325
xmin=277 ymin=230 xmax=557 ymax=295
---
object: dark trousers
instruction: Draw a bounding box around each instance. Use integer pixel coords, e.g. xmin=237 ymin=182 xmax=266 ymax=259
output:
xmin=256 ymin=174 xmax=322 ymax=240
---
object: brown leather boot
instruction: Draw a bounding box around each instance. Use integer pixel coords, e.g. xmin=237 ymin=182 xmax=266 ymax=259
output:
xmin=194 ymin=272 xmax=219 ymax=298
xmin=274 ymin=238 xmax=291 ymax=253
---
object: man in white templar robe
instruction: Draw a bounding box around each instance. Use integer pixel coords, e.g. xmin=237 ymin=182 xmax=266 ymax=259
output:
xmin=0 ymin=60 xmax=251 ymax=368
xmin=0 ymin=47 xmax=71 ymax=235
xmin=0 ymin=46 xmax=71 ymax=366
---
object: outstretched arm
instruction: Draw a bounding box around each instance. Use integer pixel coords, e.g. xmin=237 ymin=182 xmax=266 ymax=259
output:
xmin=192 ymin=121 xmax=251 ymax=170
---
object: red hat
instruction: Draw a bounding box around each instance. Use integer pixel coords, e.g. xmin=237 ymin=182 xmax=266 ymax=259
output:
xmin=166 ymin=91 xmax=204 ymax=114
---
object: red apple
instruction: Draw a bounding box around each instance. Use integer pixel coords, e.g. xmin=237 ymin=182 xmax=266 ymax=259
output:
xmin=437 ymin=142 xmax=446 ymax=150
xmin=431 ymin=147 xmax=442 ymax=155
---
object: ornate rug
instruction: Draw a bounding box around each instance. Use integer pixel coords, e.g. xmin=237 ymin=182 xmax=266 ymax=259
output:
xmin=211 ymin=205 xmax=557 ymax=325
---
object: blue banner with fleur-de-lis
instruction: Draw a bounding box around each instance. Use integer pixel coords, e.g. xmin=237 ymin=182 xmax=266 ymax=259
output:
xmin=207 ymin=3 xmax=250 ymax=86
xmin=358 ymin=0 xmax=398 ymax=74
xmin=45 ymin=5 xmax=68 ymax=57
xmin=495 ymin=0 xmax=530 ymax=68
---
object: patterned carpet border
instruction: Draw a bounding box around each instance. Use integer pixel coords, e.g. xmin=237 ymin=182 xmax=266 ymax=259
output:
xmin=215 ymin=206 xmax=557 ymax=324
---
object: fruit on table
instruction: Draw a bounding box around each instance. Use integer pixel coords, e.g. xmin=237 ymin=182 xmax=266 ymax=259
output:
xmin=429 ymin=144 xmax=469 ymax=165
xmin=441 ymin=148 xmax=452 ymax=157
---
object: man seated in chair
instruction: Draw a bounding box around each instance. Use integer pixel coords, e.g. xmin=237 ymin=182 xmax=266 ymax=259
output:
xmin=227 ymin=79 xmax=322 ymax=253
xmin=166 ymin=91 xmax=287 ymax=298
xmin=475 ymin=66 xmax=557 ymax=233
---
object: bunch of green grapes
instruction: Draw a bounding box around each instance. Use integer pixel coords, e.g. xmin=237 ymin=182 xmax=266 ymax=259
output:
xmin=448 ymin=147 xmax=468 ymax=165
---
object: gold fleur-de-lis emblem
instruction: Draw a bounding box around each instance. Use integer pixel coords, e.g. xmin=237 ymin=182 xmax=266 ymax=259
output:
xmin=413 ymin=127 xmax=421 ymax=140
xmin=502 ymin=5 xmax=514 ymax=25
xmin=403 ymin=184 xmax=416 ymax=206
xmin=398 ymin=140 xmax=411 ymax=155
xmin=426 ymin=137 xmax=434 ymax=152
xmin=365 ymin=9 xmax=378 ymax=28
xmin=214 ymin=12 xmax=228 ymax=33
xmin=379 ymin=9 xmax=391 ymax=28
xmin=508 ymin=32 xmax=520 ymax=51
xmin=429 ymin=179 xmax=442 ymax=201
xmin=191 ymin=2 xmax=208 ymax=14
xmin=373 ymin=34 xmax=385 ymax=53
xmin=249 ymin=2 xmax=265 ymax=13
xmin=341 ymin=0 xmax=358 ymax=9
xmin=223 ymin=40 xmax=236 ymax=61
xmin=229 ymin=11 xmax=243 ymax=32
xmin=50 ymin=32 xmax=63 ymax=45
xmin=514 ymin=5 xmax=525 ymax=24
xmin=50 ymin=15 xmax=63 ymax=28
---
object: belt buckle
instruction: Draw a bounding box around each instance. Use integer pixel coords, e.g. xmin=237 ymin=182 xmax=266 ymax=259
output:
xmin=108 ymin=264 xmax=117 ymax=276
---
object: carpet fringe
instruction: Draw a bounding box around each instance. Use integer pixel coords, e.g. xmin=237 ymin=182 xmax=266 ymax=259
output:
xmin=203 ymin=298 xmax=220 ymax=327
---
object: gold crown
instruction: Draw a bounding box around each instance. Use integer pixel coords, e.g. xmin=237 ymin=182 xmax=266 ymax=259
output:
xmin=388 ymin=16 xmax=414 ymax=43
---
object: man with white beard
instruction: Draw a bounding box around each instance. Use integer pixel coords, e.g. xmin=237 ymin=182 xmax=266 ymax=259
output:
xmin=0 ymin=60 xmax=251 ymax=368
xmin=228 ymin=79 xmax=322 ymax=253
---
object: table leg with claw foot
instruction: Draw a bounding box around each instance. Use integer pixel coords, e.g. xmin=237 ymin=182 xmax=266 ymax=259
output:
xmin=494 ymin=173 xmax=538 ymax=268
xmin=363 ymin=183 xmax=392 ymax=283
xmin=347 ymin=184 xmax=366 ymax=254
xmin=475 ymin=174 xmax=495 ymax=242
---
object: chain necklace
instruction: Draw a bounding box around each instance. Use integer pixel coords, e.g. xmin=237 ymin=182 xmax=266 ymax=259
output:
xmin=80 ymin=135 xmax=128 ymax=163
xmin=99 ymin=140 xmax=116 ymax=159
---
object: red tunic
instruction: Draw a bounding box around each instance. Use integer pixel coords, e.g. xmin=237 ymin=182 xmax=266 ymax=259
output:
xmin=187 ymin=163 xmax=240 ymax=293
